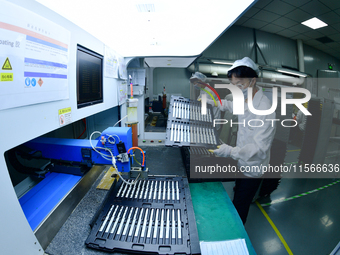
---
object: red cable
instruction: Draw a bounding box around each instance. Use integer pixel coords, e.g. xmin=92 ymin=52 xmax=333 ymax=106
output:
xmin=127 ymin=147 xmax=145 ymax=166
xmin=77 ymin=118 xmax=86 ymax=139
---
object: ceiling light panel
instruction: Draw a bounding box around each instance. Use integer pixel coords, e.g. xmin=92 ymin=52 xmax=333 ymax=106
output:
xmin=35 ymin=0 xmax=256 ymax=57
xmin=136 ymin=3 xmax=155 ymax=12
xmin=301 ymin=17 xmax=328 ymax=29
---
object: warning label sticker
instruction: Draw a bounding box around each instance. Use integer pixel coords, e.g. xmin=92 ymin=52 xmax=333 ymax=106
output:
xmin=2 ymin=57 xmax=12 ymax=70
xmin=38 ymin=78 xmax=43 ymax=86
xmin=58 ymin=107 xmax=72 ymax=126
xmin=1 ymin=73 xmax=13 ymax=81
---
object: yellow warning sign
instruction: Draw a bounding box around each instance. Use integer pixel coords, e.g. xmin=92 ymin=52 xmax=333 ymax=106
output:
xmin=58 ymin=107 xmax=72 ymax=126
xmin=2 ymin=57 xmax=12 ymax=70
xmin=1 ymin=73 xmax=13 ymax=82
xmin=58 ymin=107 xmax=71 ymax=115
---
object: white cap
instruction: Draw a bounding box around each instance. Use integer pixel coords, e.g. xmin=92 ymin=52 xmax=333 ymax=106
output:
xmin=228 ymin=57 xmax=259 ymax=76
xmin=190 ymin=72 xmax=207 ymax=82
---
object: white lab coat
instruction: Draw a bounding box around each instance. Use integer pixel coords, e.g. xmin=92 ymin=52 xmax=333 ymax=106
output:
xmin=214 ymin=86 xmax=276 ymax=177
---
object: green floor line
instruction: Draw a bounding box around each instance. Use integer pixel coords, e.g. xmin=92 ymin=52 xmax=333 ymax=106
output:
xmin=261 ymin=180 xmax=340 ymax=207
xmin=284 ymin=155 xmax=340 ymax=166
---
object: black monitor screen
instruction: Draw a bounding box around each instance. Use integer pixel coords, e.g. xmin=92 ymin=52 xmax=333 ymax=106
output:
xmin=77 ymin=45 xmax=103 ymax=108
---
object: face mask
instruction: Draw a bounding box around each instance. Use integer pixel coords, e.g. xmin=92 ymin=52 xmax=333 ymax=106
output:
xmin=235 ymin=84 xmax=247 ymax=100
xmin=236 ymin=84 xmax=246 ymax=90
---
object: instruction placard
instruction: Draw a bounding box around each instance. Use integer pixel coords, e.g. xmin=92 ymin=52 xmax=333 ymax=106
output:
xmin=118 ymin=81 xmax=127 ymax=105
xmin=118 ymin=56 xmax=127 ymax=80
xmin=58 ymin=107 xmax=72 ymax=126
xmin=104 ymin=45 xmax=118 ymax=79
xmin=0 ymin=0 xmax=70 ymax=110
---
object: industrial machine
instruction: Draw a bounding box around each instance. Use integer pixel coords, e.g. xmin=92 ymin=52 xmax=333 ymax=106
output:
xmin=7 ymin=127 xmax=137 ymax=231
xmin=7 ymin=126 xmax=199 ymax=255
xmin=23 ymin=127 xmax=135 ymax=174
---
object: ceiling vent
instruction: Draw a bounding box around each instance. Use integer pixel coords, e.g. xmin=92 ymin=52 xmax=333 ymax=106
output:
xmin=136 ymin=4 xmax=155 ymax=12
xmin=316 ymin=36 xmax=334 ymax=44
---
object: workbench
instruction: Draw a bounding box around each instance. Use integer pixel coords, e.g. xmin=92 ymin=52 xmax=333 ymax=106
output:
xmin=44 ymin=146 xmax=256 ymax=255
xmin=190 ymin=182 xmax=256 ymax=254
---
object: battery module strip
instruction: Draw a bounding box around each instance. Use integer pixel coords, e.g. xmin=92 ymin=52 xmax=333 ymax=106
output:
xmin=165 ymin=120 xmax=218 ymax=147
xmin=166 ymin=95 xmax=218 ymax=148
xmin=168 ymin=95 xmax=214 ymax=123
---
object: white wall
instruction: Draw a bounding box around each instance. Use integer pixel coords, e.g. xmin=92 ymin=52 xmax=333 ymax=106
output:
xmin=153 ymin=68 xmax=191 ymax=99
xmin=0 ymin=0 xmax=125 ymax=254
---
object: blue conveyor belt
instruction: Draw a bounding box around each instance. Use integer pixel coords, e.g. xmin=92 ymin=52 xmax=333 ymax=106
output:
xmin=19 ymin=172 xmax=81 ymax=231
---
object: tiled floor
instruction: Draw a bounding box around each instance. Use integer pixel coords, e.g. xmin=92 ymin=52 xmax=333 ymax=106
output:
xmin=44 ymin=145 xmax=340 ymax=255
xmin=223 ymin=146 xmax=340 ymax=255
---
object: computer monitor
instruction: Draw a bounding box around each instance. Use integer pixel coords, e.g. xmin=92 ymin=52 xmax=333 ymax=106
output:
xmin=77 ymin=45 xmax=103 ymax=108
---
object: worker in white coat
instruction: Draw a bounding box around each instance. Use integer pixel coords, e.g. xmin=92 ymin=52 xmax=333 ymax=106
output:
xmin=190 ymin=72 xmax=222 ymax=131
xmin=207 ymin=57 xmax=276 ymax=224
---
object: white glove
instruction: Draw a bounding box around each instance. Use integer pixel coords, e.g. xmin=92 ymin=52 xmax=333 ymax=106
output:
xmin=191 ymin=72 xmax=207 ymax=82
xmin=197 ymin=98 xmax=216 ymax=106
xmin=213 ymin=144 xmax=232 ymax=157
xmin=206 ymin=99 xmax=216 ymax=106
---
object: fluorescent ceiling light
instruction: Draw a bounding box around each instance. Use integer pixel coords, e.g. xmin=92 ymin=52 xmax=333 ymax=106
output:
xmin=210 ymin=59 xmax=234 ymax=65
xmin=35 ymin=0 xmax=256 ymax=57
xmin=136 ymin=3 xmax=155 ymax=12
xmin=301 ymin=17 xmax=327 ymax=30
xmin=277 ymin=68 xmax=307 ymax=77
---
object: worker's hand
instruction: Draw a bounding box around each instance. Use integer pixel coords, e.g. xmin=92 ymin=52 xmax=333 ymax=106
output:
xmin=190 ymin=72 xmax=207 ymax=88
xmin=195 ymin=81 xmax=206 ymax=89
xmin=213 ymin=144 xmax=232 ymax=157
xmin=198 ymin=98 xmax=215 ymax=107
xmin=207 ymin=99 xmax=215 ymax=106
xmin=190 ymin=78 xmax=205 ymax=88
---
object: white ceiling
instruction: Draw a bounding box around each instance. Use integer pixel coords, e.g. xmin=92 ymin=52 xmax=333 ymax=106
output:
xmin=35 ymin=0 xmax=256 ymax=58
xmin=235 ymin=0 xmax=340 ymax=60
xmin=34 ymin=0 xmax=340 ymax=67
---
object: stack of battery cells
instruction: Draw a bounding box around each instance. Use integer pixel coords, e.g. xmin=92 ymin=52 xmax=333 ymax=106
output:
xmin=86 ymin=177 xmax=200 ymax=255
xmin=166 ymin=96 xmax=218 ymax=148
xmin=180 ymin=146 xmax=216 ymax=179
